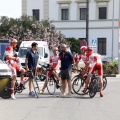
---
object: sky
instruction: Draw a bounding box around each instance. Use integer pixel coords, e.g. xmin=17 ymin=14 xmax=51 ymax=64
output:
xmin=0 ymin=0 xmax=21 ymax=18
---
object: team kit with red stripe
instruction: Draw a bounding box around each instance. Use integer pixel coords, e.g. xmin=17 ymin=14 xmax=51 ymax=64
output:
xmin=4 ymin=46 xmax=21 ymax=77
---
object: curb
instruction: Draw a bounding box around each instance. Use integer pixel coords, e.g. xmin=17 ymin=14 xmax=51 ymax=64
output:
xmin=104 ymin=74 xmax=116 ymax=77
xmin=72 ymin=73 xmax=118 ymax=77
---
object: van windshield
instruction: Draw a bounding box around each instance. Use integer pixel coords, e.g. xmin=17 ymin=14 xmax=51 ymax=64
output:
xmin=18 ymin=47 xmax=43 ymax=58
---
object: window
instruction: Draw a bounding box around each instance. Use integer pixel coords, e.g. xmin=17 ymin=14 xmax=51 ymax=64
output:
xmin=61 ymin=9 xmax=69 ymax=20
xmin=33 ymin=9 xmax=39 ymax=21
xmin=98 ymin=38 xmax=106 ymax=55
xmin=80 ymin=8 xmax=86 ymax=20
xmin=99 ymin=7 xmax=107 ymax=19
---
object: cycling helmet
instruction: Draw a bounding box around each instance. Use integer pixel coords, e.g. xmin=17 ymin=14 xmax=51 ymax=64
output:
xmin=9 ymin=38 xmax=17 ymax=43
xmin=80 ymin=46 xmax=87 ymax=51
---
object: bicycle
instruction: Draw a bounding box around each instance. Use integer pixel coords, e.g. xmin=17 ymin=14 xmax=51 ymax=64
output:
xmin=72 ymin=68 xmax=107 ymax=98
xmin=0 ymin=70 xmax=40 ymax=99
xmin=14 ymin=69 xmax=40 ymax=98
xmin=38 ymin=64 xmax=62 ymax=95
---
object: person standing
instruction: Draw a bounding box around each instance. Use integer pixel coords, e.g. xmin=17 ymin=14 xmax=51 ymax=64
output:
xmin=25 ymin=42 xmax=39 ymax=96
xmin=59 ymin=44 xmax=74 ymax=97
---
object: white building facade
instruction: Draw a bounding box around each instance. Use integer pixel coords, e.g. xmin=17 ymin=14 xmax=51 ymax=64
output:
xmin=22 ymin=0 xmax=120 ymax=58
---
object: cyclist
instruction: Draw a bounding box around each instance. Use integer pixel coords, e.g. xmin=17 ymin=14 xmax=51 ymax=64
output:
xmin=40 ymin=47 xmax=61 ymax=94
xmin=82 ymin=46 xmax=104 ymax=97
xmin=4 ymin=38 xmax=25 ymax=99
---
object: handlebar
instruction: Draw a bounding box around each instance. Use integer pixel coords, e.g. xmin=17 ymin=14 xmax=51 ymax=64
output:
xmin=38 ymin=64 xmax=54 ymax=71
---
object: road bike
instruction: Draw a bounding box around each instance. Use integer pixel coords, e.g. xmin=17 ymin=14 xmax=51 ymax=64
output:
xmin=14 ymin=69 xmax=40 ymax=98
xmin=38 ymin=64 xmax=62 ymax=95
xmin=72 ymin=69 xmax=107 ymax=98
xmin=0 ymin=70 xmax=40 ymax=99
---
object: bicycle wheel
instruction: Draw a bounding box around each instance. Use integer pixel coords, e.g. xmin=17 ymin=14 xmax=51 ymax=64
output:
xmin=71 ymin=76 xmax=77 ymax=94
xmin=72 ymin=76 xmax=88 ymax=95
xmin=33 ymin=77 xmax=40 ymax=98
xmin=89 ymin=78 xmax=98 ymax=98
xmin=47 ymin=76 xmax=56 ymax=95
xmin=103 ymin=75 xmax=107 ymax=90
xmin=0 ymin=76 xmax=11 ymax=99
xmin=97 ymin=75 xmax=107 ymax=92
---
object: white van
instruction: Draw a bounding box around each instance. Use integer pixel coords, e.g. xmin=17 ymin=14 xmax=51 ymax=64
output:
xmin=18 ymin=41 xmax=50 ymax=68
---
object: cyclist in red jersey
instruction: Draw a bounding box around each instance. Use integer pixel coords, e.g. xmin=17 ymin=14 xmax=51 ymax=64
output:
xmin=82 ymin=46 xmax=103 ymax=97
xmin=40 ymin=47 xmax=61 ymax=94
xmin=4 ymin=38 xmax=25 ymax=99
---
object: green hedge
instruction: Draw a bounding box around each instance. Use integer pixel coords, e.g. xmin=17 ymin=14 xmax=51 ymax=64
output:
xmin=103 ymin=61 xmax=118 ymax=74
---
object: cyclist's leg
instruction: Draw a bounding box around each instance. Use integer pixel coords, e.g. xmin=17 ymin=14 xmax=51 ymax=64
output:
xmin=40 ymin=71 xmax=50 ymax=93
xmin=19 ymin=67 xmax=26 ymax=85
xmin=82 ymin=66 xmax=95 ymax=92
xmin=97 ymin=64 xmax=103 ymax=97
xmin=51 ymin=70 xmax=60 ymax=81
xmin=8 ymin=64 xmax=17 ymax=99
xmin=20 ymin=68 xmax=25 ymax=81
xmin=51 ymin=70 xmax=61 ymax=89
xmin=85 ymin=65 xmax=96 ymax=87
xmin=40 ymin=79 xmax=48 ymax=93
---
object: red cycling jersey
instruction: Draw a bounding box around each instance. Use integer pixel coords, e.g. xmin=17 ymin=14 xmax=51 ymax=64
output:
xmin=79 ymin=54 xmax=88 ymax=63
xmin=4 ymin=46 xmax=21 ymax=76
xmin=5 ymin=46 xmax=14 ymax=64
xmin=86 ymin=52 xmax=103 ymax=76
xmin=49 ymin=55 xmax=60 ymax=69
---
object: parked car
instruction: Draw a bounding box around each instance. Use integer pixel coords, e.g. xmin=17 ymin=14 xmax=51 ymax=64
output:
xmin=0 ymin=59 xmax=11 ymax=76
xmin=113 ymin=57 xmax=118 ymax=61
xmin=101 ymin=56 xmax=112 ymax=64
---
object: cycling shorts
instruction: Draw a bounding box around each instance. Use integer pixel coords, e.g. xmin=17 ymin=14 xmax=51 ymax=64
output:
xmin=89 ymin=63 xmax=103 ymax=76
xmin=8 ymin=63 xmax=21 ymax=77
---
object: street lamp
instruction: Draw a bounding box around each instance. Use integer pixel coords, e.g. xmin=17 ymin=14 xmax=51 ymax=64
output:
xmin=112 ymin=0 xmax=114 ymax=61
xmin=86 ymin=0 xmax=89 ymax=45
xmin=118 ymin=0 xmax=120 ymax=73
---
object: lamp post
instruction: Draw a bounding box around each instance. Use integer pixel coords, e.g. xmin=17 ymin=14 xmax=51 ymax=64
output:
xmin=86 ymin=0 xmax=89 ymax=45
xmin=112 ymin=0 xmax=114 ymax=62
xmin=118 ymin=0 xmax=120 ymax=73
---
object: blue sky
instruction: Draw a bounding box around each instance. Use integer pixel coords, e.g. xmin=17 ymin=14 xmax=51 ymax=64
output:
xmin=0 ymin=0 xmax=21 ymax=18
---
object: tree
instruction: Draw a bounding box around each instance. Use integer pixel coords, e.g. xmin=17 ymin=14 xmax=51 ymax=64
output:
xmin=66 ymin=37 xmax=80 ymax=53
xmin=0 ymin=15 xmax=69 ymax=50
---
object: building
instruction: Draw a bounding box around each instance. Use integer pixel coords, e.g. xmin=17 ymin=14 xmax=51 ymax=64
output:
xmin=22 ymin=0 xmax=120 ymax=58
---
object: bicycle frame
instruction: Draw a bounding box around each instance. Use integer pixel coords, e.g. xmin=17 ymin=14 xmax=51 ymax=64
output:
xmin=14 ymin=70 xmax=40 ymax=98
